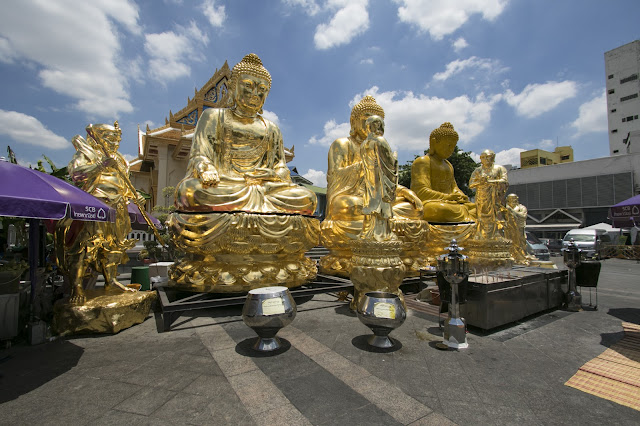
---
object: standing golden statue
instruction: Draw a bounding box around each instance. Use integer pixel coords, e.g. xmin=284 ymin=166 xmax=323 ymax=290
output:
xmin=169 ymin=53 xmax=319 ymax=292
xmin=411 ymin=122 xmax=475 ymax=223
xmin=504 ymin=193 xmax=533 ymax=264
xmin=52 ymin=122 xmax=155 ymax=334
xmin=360 ymin=115 xmax=398 ymax=242
xmin=465 ymin=149 xmax=513 ymax=268
xmin=321 ymin=96 xmax=427 ymax=277
xmin=469 ymin=149 xmax=508 ymax=240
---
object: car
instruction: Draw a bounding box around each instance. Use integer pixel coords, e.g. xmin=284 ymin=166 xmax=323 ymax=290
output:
xmin=526 ymin=232 xmax=551 ymax=261
xmin=541 ymin=238 xmax=563 ymax=255
xmin=562 ymin=229 xmax=611 ymax=260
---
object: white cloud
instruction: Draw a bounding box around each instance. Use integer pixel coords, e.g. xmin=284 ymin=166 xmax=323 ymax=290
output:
xmin=394 ymin=0 xmax=509 ymax=40
xmin=0 ymin=1 xmax=140 ymax=118
xmin=309 ymin=86 xmax=500 ymax=151
xmin=571 ymin=90 xmax=607 ymax=137
xmin=303 ymin=169 xmax=327 ymax=186
xmin=201 ymin=0 xmax=226 ymax=27
xmin=504 ymin=81 xmax=578 ymax=118
xmin=282 ymin=0 xmax=321 ymax=16
xmin=314 ymin=0 xmax=369 ymax=50
xmin=261 ymin=109 xmax=280 ymax=125
xmin=309 ymin=119 xmax=351 ymax=146
xmin=452 ymin=37 xmax=468 ymax=52
xmin=433 ymin=56 xmax=508 ymax=81
xmin=539 ymin=139 xmax=555 ymax=150
xmin=0 ymin=110 xmax=69 ymax=149
xmin=471 ymin=147 xmax=524 ymax=167
xmin=360 ymin=58 xmax=374 ymax=65
xmin=145 ymin=21 xmax=209 ymax=83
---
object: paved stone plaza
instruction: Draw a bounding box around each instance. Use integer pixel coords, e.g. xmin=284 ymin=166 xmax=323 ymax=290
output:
xmin=1 ymin=258 xmax=639 ymax=425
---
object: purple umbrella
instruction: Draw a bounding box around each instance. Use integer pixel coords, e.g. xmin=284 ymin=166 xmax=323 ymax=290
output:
xmin=127 ymin=203 xmax=162 ymax=230
xmin=0 ymin=159 xmax=116 ymax=306
xmin=0 ymin=160 xmax=115 ymax=221
xmin=609 ymin=194 xmax=640 ymax=228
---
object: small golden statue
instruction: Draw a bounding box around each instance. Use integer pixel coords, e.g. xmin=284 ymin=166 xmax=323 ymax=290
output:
xmin=504 ymin=193 xmax=533 ymax=264
xmin=469 ymin=149 xmax=509 ymax=240
xmin=52 ymin=122 xmax=155 ymax=334
xmin=411 ymin=122 xmax=476 ymax=223
xmin=321 ymin=96 xmax=427 ymax=277
xmin=169 ymin=53 xmax=319 ymax=292
xmin=465 ymin=149 xmax=513 ymax=268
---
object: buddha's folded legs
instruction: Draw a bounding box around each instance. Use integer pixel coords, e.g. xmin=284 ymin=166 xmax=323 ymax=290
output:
xmin=422 ymin=201 xmax=475 ymax=223
xmin=175 ymin=178 xmax=316 ymax=215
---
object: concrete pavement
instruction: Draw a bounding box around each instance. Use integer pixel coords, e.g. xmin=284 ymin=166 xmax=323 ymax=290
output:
xmin=1 ymin=258 xmax=639 ymax=425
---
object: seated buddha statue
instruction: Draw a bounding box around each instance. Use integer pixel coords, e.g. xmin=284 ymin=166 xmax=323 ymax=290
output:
xmin=411 ymin=122 xmax=476 ymax=223
xmin=168 ymin=53 xmax=319 ymax=292
xmin=321 ymin=96 xmax=428 ymax=277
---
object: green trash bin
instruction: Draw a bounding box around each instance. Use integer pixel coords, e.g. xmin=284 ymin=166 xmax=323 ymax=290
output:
xmin=130 ymin=266 xmax=150 ymax=291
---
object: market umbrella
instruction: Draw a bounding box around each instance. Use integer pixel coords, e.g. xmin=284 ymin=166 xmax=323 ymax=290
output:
xmin=0 ymin=159 xmax=116 ymax=303
xmin=127 ymin=203 xmax=162 ymax=230
xmin=609 ymin=194 xmax=640 ymax=228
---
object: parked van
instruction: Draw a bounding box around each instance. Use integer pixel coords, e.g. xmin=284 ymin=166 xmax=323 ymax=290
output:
xmin=526 ymin=232 xmax=550 ymax=261
xmin=562 ymin=229 xmax=611 ymax=259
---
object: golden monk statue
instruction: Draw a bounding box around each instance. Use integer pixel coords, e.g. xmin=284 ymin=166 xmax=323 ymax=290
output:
xmin=322 ymin=95 xmax=427 ymax=277
xmin=169 ymin=53 xmax=319 ymax=292
xmin=411 ymin=122 xmax=475 ymax=223
xmin=469 ymin=149 xmax=508 ymax=240
xmin=360 ymin=115 xmax=398 ymax=242
xmin=504 ymin=193 xmax=533 ymax=264
xmin=57 ymin=122 xmax=138 ymax=305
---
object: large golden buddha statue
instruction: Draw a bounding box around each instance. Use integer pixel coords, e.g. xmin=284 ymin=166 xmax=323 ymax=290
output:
xmin=168 ymin=53 xmax=319 ymax=292
xmin=411 ymin=122 xmax=475 ymax=223
xmin=321 ymin=96 xmax=428 ymax=277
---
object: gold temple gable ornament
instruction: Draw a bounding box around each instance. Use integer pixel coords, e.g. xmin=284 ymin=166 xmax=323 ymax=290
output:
xmin=168 ymin=53 xmax=319 ymax=292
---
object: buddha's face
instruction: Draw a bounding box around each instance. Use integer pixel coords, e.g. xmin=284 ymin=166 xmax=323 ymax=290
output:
xmin=94 ymin=128 xmax=121 ymax=153
xmin=507 ymin=195 xmax=518 ymax=207
xmin=480 ymin=153 xmax=495 ymax=168
xmin=351 ymin=113 xmax=370 ymax=140
xmin=431 ymin=136 xmax=456 ymax=159
xmin=234 ymin=73 xmax=270 ymax=115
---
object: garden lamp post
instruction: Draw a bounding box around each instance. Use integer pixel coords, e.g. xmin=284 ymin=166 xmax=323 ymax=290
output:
xmin=563 ymin=238 xmax=582 ymax=311
xmin=437 ymin=239 xmax=470 ymax=349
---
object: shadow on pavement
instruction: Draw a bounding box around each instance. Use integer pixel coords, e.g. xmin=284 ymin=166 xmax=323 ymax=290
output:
xmin=0 ymin=339 xmax=84 ymax=404
xmin=607 ymin=307 xmax=640 ymax=325
xmin=351 ymin=334 xmax=403 ymax=353
xmin=235 ymin=337 xmax=292 ymax=358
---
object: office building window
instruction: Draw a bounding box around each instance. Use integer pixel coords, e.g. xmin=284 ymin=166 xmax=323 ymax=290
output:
xmin=613 ymin=150 xmax=619 ymax=153
xmin=608 ymin=89 xmax=615 ymax=94
xmin=560 ymin=155 xmax=570 ymax=161
xmin=621 ymin=93 xmax=639 ymax=102
xmin=611 ymin=108 xmax=616 ymax=113
xmin=612 ymin=129 xmax=618 ymax=133
xmin=620 ymin=74 xmax=638 ymax=84
xmin=608 ymin=74 xmax=614 ymax=79
xmin=622 ymin=118 xmax=626 ymax=122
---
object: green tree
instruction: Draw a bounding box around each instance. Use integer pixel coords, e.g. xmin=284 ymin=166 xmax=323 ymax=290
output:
xmin=396 ymin=147 xmax=478 ymax=197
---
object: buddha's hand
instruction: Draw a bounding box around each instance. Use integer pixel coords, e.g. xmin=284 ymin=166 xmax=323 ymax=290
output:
xmin=200 ymin=169 xmax=220 ymax=187
xmin=398 ymin=187 xmax=423 ymax=210
xmin=244 ymin=168 xmax=277 ymax=182
xmin=101 ymin=156 xmax=118 ymax=169
xmin=445 ymin=193 xmax=466 ymax=202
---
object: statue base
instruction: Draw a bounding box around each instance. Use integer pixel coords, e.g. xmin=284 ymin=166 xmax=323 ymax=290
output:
xmin=464 ymin=238 xmax=513 ymax=270
xmin=168 ymin=212 xmax=320 ymax=293
xmin=422 ymin=222 xmax=475 ymax=264
xmin=52 ymin=289 xmax=156 ymax=335
xmin=320 ymin=218 xmax=428 ymax=278
xmin=349 ymin=239 xmax=406 ymax=311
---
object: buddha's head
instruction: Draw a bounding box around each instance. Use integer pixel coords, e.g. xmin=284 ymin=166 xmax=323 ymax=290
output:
xmin=480 ymin=149 xmax=495 ymax=167
xmin=365 ymin=115 xmax=384 ymax=137
xmin=350 ymin=96 xmax=384 ymax=140
xmin=428 ymin=122 xmax=458 ymax=159
xmin=507 ymin=193 xmax=519 ymax=207
xmin=229 ymin=53 xmax=272 ymax=116
xmin=87 ymin=121 xmax=121 ymax=153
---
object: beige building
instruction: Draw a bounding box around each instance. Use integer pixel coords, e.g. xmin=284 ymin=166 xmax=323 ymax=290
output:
xmin=519 ymin=146 xmax=573 ymax=169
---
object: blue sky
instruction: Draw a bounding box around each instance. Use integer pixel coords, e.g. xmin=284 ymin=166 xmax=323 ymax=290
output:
xmin=1 ymin=0 xmax=639 ymax=187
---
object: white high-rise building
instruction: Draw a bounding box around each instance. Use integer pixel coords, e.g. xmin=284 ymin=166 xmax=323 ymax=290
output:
xmin=605 ymin=40 xmax=640 ymax=155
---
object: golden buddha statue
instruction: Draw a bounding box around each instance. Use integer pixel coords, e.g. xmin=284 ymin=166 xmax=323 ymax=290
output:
xmin=169 ymin=53 xmax=319 ymax=292
xmin=469 ymin=149 xmax=508 ymax=240
xmin=504 ymin=193 xmax=533 ymax=264
xmin=411 ymin=122 xmax=475 ymax=223
xmin=321 ymin=96 xmax=428 ymax=277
